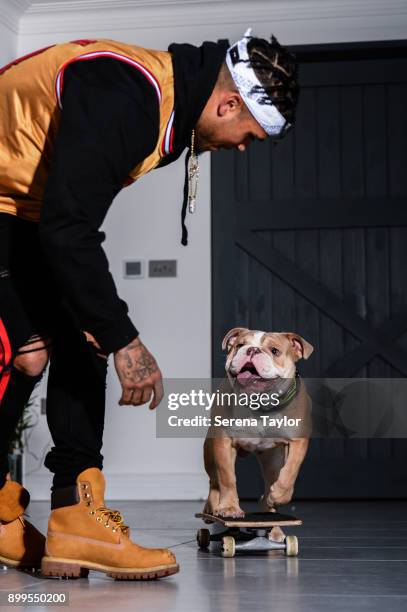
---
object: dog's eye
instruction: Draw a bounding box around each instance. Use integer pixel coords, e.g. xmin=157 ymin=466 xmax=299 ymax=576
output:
xmin=271 ymin=347 xmax=280 ymax=356
xmin=228 ymin=343 xmax=240 ymax=352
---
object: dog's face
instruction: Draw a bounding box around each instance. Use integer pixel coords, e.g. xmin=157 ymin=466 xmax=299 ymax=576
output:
xmin=223 ymin=328 xmax=313 ymax=389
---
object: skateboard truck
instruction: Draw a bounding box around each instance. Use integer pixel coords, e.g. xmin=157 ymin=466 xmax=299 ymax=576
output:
xmin=195 ymin=512 xmax=301 ymax=558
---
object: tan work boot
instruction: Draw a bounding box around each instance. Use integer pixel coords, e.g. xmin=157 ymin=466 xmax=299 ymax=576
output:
xmin=41 ymin=468 xmax=179 ymax=580
xmin=0 ymin=475 xmax=45 ymax=569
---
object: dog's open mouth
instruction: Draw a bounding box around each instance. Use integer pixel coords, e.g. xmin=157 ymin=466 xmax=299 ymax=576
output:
xmin=236 ymin=362 xmax=262 ymax=383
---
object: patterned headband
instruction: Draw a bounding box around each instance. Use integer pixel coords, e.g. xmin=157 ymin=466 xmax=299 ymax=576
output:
xmin=226 ymin=28 xmax=290 ymax=137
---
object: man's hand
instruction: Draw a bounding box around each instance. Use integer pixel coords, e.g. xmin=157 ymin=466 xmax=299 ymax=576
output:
xmin=114 ymin=337 xmax=164 ymax=410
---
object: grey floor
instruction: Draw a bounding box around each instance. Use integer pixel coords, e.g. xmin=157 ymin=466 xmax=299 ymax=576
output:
xmin=1 ymin=500 xmax=407 ymax=611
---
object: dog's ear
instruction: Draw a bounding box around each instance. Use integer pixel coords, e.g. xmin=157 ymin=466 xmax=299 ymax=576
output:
xmin=222 ymin=327 xmax=247 ymax=351
xmin=283 ymin=333 xmax=314 ymax=360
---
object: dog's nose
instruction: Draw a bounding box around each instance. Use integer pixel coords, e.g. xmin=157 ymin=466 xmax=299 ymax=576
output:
xmin=246 ymin=347 xmax=261 ymax=357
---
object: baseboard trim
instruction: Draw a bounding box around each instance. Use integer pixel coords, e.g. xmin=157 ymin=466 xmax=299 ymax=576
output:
xmin=25 ymin=471 xmax=208 ymax=501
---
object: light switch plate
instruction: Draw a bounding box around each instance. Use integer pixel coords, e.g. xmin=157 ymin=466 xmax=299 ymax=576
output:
xmin=124 ymin=260 xmax=145 ymax=279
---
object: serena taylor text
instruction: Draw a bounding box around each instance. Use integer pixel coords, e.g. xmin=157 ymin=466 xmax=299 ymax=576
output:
xmin=168 ymin=416 xmax=302 ymax=428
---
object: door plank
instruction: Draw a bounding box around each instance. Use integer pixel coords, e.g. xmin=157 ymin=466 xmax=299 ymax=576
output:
xmin=236 ymin=228 xmax=407 ymax=375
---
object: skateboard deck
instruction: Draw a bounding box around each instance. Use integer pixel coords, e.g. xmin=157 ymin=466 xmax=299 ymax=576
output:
xmin=195 ymin=512 xmax=302 ymax=557
xmin=195 ymin=511 xmax=302 ymax=528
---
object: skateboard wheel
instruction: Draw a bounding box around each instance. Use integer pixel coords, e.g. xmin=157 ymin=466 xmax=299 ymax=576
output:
xmin=197 ymin=528 xmax=211 ymax=549
xmin=285 ymin=535 xmax=299 ymax=557
xmin=222 ymin=536 xmax=236 ymax=558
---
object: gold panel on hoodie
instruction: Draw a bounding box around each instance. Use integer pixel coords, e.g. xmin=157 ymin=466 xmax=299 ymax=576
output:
xmin=0 ymin=39 xmax=175 ymax=221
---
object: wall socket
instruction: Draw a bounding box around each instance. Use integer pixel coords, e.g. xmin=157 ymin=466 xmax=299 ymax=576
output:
xmin=149 ymin=260 xmax=177 ymax=278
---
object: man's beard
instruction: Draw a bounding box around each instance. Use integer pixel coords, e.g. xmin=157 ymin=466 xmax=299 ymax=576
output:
xmin=194 ymin=132 xmax=209 ymax=154
xmin=194 ymin=123 xmax=215 ymax=153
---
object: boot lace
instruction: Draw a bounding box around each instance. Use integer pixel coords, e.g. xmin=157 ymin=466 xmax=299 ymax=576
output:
xmin=96 ymin=506 xmax=129 ymax=533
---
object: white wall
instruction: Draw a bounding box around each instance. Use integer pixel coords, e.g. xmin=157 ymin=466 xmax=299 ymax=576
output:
xmin=0 ymin=5 xmax=17 ymax=65
xmin=8 ymin=0 xmax=407 ymax=499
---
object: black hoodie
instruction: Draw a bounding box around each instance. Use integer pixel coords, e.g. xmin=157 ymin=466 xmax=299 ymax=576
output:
xmin=40 ymin=40 xmax=227 ymax=354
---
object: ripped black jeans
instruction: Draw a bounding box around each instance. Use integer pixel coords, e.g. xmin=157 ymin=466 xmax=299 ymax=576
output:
xmin=0 ymin=213 xmax=107 ymax=491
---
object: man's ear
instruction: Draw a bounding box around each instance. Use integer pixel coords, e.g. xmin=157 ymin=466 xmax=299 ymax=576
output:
xmin=222 ymin=327 xmax=247 ymax=351
xmin=218 ymin=91 xmax=244 ymax=117
xmin=283 ymin=333 xmax=314 ymax=360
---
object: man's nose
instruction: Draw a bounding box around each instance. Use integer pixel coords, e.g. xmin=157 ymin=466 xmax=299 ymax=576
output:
xmin=246 ymin=347 xmax=261 ymax=357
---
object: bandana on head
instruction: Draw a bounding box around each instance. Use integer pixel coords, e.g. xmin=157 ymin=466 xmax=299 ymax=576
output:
xmin=226 ymin=28 xmax=290 ymax=137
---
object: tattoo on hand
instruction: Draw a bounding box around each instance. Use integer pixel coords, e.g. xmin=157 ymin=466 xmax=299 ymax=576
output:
xmin=120 ymin=342 xmax=158 ymax=383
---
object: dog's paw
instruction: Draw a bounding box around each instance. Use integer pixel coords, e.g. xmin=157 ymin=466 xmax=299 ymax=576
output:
xmin=268 ymin=526 xmax=285 ymax=543
xmin=202 ymin=501 xmax=217 ymax=522
xmin=203 ymin=502 xmax=213 ymax=514
xmin=214 ymin=505 xmax=245 ymax=519
xmin=259 ymin=494 xmax=278 ymax=513
xmin=267 ymin=480 xmax=294 ymax=506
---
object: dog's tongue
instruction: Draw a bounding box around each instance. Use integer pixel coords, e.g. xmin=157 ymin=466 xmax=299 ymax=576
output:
xmin=237 ymin=370 xmax=259 ymax=383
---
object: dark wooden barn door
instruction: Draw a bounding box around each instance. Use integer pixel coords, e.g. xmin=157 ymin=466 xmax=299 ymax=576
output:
xmin=212 ymin=41 xmax=407 ymax=498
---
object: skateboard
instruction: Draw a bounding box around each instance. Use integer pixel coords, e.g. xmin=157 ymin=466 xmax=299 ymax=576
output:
xmin=195 ymin=512 xmax=302 ymax=558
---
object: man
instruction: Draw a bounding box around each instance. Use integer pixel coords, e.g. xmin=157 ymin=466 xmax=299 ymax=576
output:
xmin=0 ymin=30 xmax=298 ymax=579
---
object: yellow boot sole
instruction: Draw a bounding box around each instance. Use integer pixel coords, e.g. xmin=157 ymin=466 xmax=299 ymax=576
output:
xmin=0 ymin=553 xmax=41 ymax=570
xmin=41 ymin=555 xmax=179 ymax=580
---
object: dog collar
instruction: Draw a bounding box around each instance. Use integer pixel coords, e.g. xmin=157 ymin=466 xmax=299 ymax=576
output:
xmin=277 ymin=371 xmax=300 ymax=409
xmin=255 ymin=370 xmax=301 ymax=414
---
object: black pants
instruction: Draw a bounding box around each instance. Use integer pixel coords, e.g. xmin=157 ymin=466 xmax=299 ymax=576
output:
xmin=0 ymin=213 xmax=107 ymax=490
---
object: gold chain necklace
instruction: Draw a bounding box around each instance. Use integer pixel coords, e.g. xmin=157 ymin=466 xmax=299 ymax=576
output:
xmin=187 ymin=129 xmax=199 ymax=213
